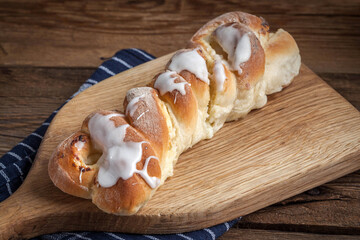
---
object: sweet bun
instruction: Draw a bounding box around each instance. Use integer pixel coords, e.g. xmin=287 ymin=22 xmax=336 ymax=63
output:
xmin=49 ymin=11 xmax=301 ymax=215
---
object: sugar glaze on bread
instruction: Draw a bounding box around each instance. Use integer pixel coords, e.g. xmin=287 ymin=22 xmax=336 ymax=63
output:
xmin=48 ymin=11 xmax=301 ymax=215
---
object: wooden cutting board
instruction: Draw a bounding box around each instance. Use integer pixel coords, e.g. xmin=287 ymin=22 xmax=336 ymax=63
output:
xmin=1 ymin=53 xmax=360 ymax=240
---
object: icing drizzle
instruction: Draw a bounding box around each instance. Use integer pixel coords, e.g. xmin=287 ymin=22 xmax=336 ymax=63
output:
xmin=154 ymin=71 xmax=189 ymax=96
xmin=214 ymin=24 xmax=252 ymax=74
xmin=75 ymin=141 xmax=85 ymax=151
xmin=213 ymin=60 xmax=227 ymax=92
xmin=79 ymin=168 xmax=84 ymax=183
xmin=126 ymin=94 xmax=145 ymax=117
xmin=168 ymin=49 xmax=210 ymax=84
xmin=136 ymin=109 xmax=149 ymax=121
xmin=135 ymin=156 xmax=160 ymax=189
xmin=88 ymin=113 xmax=160 ymax=189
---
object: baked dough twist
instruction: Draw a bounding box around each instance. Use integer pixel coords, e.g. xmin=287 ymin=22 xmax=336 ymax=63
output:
xmin=48 ymin=11 xmax=301 ymax=215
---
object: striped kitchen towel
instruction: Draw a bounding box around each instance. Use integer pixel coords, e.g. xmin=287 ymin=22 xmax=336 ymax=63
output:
xmin=0 ymin=48 xmax=240 ymax=240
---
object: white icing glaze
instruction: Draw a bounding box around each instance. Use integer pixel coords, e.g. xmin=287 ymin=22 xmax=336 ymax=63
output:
xmin=168 ymin=49 xmax=210 ymax=84
xmin=79 ymin=168 xmax=83 ymax=183
xmin=74 ymin=141 xmax=85 ymax=151
xmin=213 ymin=60 xmax=227 ymax=92
xmin=136 ymin=109 xmax=149 ymax=121
xmin=79 ymin=185 xmax=88 ymax=191
xmin=174 ymin=92 xmax=178 ymax=104
xmin=134 ymin=156 xmax=160 ymax=188
xmin=154 ymin=71 xmax=189 ymax=96
xmin=126 ymin=94 xmax=145 ymax=117
xmin=214 ymin=24 xmax=251 ymax=74
xmin=88 ymin=113 xmax=160 ymax=189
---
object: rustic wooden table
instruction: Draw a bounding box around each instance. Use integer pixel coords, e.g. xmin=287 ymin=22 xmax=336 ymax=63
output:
xmin=0 ymin=1 xmax=359 ymax=239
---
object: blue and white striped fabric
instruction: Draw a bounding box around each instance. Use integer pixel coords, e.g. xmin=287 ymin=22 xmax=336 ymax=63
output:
xmin=0 ymin=48 xmax=240 ymax=239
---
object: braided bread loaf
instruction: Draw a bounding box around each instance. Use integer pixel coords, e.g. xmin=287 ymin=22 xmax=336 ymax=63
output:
xmin=48 ymin=11 xmax=301 ymax=215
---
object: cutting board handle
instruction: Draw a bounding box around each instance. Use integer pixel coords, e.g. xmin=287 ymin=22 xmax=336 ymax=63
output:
xmin=0 ymin=194 xmax=25 ymax=240
xmin=0 ymin=181 xmax=52 ymax=240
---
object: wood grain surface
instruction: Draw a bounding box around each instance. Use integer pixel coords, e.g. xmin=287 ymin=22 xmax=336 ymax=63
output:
xmin=1 ymin=0 xmax=360 ymax=239
xmin=0 ymin=54 xmax=360 ymax=239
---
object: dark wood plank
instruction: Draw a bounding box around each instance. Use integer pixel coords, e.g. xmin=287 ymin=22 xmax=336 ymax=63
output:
xmin=0 ymin=0 xmax=359 ymax=74
xmin=220 ymin=229 xmax=360 ymax=240
xmin=236 ymin=170 xmax=360 ymax=234
xmin=319 ymin=73 xmax=360 ymax=110
xmin=0 ymin=67 xmax=92 ymax=154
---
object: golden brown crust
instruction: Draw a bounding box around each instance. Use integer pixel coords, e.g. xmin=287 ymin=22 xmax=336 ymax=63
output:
xmin=150 ymin=72 xmax=198 ymax=134
xmin=260 ymin=28 xmax=301 ymax=96
xmin=265 ymin=29 xmax=299 ymax=63
xmin=49 ymin=110 xmax=162 ymax=215
xmin=91 ymin=123 xmax=160 ymax=214
xmin=166 ymin=49 xmax=210 ymax=111
xmin=218 ymin=23 xmax=265 ymax=90
xmin=180 ymin=69 xmax=210 ymax=108
xmin=190 ymin=15 xmax=266 ymax=90
xmin=189 ymin=11 xmax=269 ymax=48
xmin=165 ymin=48 xmax=213 ymax=144
xmin=124 ymin=87 xmax=169 ymax=160
xmin=48 ymin=131 xmax=98 ymax=199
